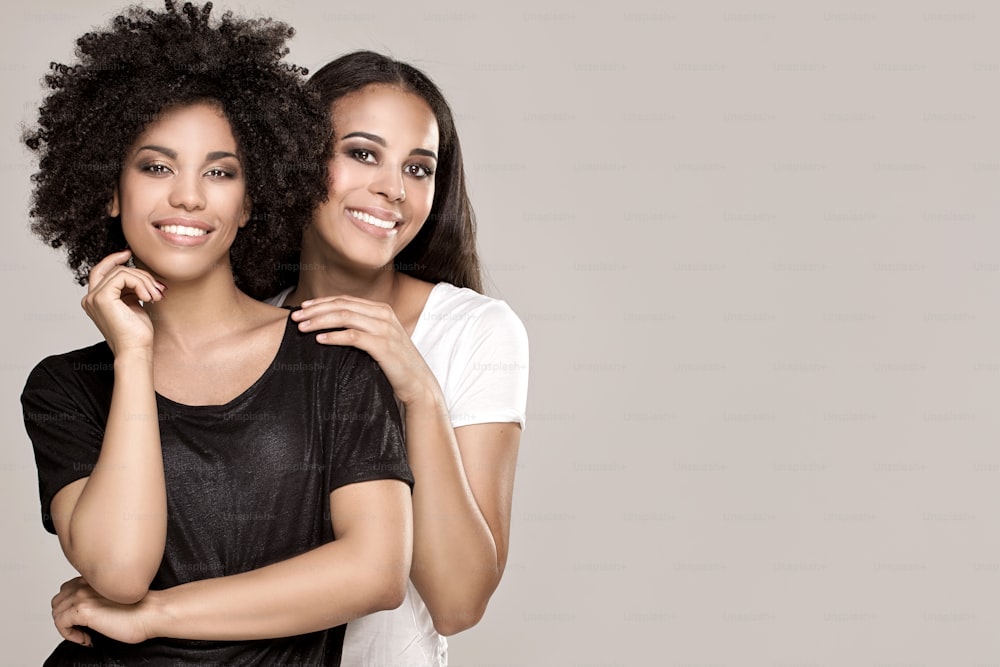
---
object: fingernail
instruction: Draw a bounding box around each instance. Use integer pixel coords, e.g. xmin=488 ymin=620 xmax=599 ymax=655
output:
xmin=155 ymin=282 xmax=167 ymax=290
xmin=298 ymin=319 xmax=311 ymax=328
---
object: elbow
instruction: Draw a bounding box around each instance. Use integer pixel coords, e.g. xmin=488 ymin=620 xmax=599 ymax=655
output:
xmin=364 ymin=564 xmax=409 ymax=613
xmin=366 ymin=584 xmax=406 ymax=615
xmin=78 ymin=553 xmax=157 ymax=605
xmin=422 ymin=563 xmax=504 ymax=635
xmin=89 ymin=576 xmax=152 ymax=605
xmin=66 ymin=535 xmax=163 ymax=605
xmin=431 ymin=600 xmax=487 ymax=636
xmin=103 ymin=588 xmax=149 ymax=606
xmin=429 ymin=578 xmax=499 ymax=636
xmin=379 ymin=581 xmax=408 ymax=612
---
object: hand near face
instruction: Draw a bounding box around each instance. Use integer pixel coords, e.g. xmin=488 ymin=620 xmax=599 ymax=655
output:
xmin=51 ymin=577 xmax=157 ymax=646
xmin=292 ymin=295 xmax=436 ymax=407
xmin=81 ymin=250 xmax=164 ymax=356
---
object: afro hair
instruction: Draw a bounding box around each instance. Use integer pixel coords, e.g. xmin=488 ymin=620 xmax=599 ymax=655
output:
xmin=24 ymin=0 xmax=330 ymax=299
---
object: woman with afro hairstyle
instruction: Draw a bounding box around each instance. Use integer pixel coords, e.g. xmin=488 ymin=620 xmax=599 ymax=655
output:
xmin=21 ymin=3 xmax=413 ymax=665
xmin=271 ymin=51 xmax=530 ymax=665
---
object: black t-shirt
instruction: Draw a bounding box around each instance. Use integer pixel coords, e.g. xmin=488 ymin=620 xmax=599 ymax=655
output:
xmin=21 ymin=314 xmax=413 ymax=666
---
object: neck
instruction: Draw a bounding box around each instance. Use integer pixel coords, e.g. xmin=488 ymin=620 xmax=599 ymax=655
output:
xmin=287 ymin=244 xmax=402 ymax=307
xmin=142 ymin=267 xmax=256 ymax=345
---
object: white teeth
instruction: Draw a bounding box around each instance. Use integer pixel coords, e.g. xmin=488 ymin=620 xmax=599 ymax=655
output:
xmin=348 ymin=209 xmax=396 ymax=230
xmin=160 ymin=225 xmax=208 ymax=237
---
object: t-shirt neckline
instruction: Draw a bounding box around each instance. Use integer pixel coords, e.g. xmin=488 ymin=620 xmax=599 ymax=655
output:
xmin=154 ymin=314 xmax=295 ymax=411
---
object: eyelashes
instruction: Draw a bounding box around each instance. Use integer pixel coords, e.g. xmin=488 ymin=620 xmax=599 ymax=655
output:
xmin=140 ymin=162 xmax=171 ymax=175
xmin=406 ymin=163 xmax=434 ymax=178
xmin=137 ymin=163 xmax=238 ymax=179
xmin=349 ymin=148 xmax=376 ymax=164
xmin=346 ymin=147 xmax=435 ymax=178
xmin=204 ymin=168 xmax=237 ymax=179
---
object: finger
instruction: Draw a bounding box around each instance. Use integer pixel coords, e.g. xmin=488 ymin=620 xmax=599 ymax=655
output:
xmin=299 ymin=294 xmax=389 ymax=310
xmin=53 ymin=606 xmax=91 ymax=646
xmin=91 ymin=267 xmax=164 ymax=303
xmin=295 ymin=312 xmax=378 ymax=337
xmin=295 ymin=301 xmax=395 ymax=330
xmin=51 ymin=586 xmax=82 ymax=618
xmin=299 ymin=294 xmax=383 ymax=308
xmin=52 ymin=577 xmax=84 ymax=607
xmin=87 ymin=250 xmax=133 ymax=291
xmin=51 ymin=581 xmax=97 ymax=646
xmin=296 ymin=296 xmax=396 ymax=322
xmin=120 ymin=269 xmax=165 ymax=303
xmin=314 ymin=327 xmax=373 ymax=351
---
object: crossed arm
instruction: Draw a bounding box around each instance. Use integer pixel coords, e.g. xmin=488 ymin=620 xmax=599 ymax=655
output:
xmin=52 ymin=479 xmax=412 ymax=646
xmin=44 ymin=253 xmax=414 ymax=645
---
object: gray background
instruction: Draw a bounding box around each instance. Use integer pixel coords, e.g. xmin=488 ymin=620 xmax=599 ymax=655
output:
xmin=2 ymin=0 xmax=998 ymax=664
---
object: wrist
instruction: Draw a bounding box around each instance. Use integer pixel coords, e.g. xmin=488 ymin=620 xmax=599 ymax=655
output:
xmin=400 ymin=381 xmax=445 ymax=411
xmin=113 ymin=347 xmax=154 ymax=368
xmin=141 ymin=588 xmax=174 ymax=640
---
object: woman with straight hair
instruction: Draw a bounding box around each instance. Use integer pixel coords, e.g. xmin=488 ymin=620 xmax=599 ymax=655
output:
xmin=270 ymin=50 xmax=530 ymax=665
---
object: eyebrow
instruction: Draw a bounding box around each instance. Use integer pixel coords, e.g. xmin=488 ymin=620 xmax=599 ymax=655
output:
xmin=341 ymin=131 xmax=438 ymax=160
xmin=134 ymin=145 xmax=240 ymax=161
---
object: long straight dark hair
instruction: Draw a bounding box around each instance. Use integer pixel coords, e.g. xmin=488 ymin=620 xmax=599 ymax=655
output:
xmin=308 ymin=51 xmax=483 ymax=292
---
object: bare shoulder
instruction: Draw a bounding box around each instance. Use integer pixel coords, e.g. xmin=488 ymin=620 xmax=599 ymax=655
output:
xmin=246 ymin=298 xmax=291 ymax=331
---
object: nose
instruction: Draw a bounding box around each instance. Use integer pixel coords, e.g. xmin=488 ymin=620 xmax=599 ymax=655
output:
xmin=371 ymin=166 xmax=406 ymax=203
xmin=168 ymin=172 xmax=206 ymax=211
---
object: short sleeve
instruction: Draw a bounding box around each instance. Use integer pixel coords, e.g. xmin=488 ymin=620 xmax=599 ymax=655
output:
xmin=448 ymin=300 xmax=530 ymax=430
xmin=21 ymin=354 xmax=111 ymax=534
xmin=324 ymin=348 xmax=413 ymax=492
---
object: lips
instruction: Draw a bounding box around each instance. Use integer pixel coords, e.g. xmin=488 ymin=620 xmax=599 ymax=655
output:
xmin=346 ymin=208 xmax=401 ymax=230
xmin=152 ymin=218 xmax=214 ymax=245
xmin=158 ymin=224 xmax=208 ymax=237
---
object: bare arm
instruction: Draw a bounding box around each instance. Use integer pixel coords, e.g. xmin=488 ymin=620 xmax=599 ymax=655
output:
xmin=405 ymin=394 xmax=521 ymax=635
xmin=52 ymin=251 xmax=167 ymax=604
xmin=52 ymin=479 xmax=412 ymax=644
xmin=294 ymin=295 xmax=525 ymax=635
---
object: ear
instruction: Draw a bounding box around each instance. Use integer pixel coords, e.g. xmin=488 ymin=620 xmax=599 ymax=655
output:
xmin=239 ymin=195 xmax=252 ymax=228
xmin=107 ymin=185 xmax=120 ymax=217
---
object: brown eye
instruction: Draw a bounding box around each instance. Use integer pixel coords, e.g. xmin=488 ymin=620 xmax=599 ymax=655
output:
xmin=142 ymin=163 xmax=172 ymax=175
xmin=406 ymin=164 xmax=433 ymax=178
xmin=350 ymin=148 xmax=376 ymax=164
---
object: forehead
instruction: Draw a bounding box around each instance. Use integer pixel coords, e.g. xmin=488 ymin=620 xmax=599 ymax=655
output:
xmin=132 ymin=102 xmax=237 ymax=148
xmin=332 ymin=84 xmax=438 ymax=148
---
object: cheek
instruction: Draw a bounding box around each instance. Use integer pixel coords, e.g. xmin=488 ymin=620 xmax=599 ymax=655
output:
xmin=328 ymin=157 xmax=367 ymax=195
xmin=413 ymin=184 xmax=435 ymax=221
xmin=311 ymin=196 xmax=343 ymax=234
xmin=214 ymin=186 xmax=249 ymax=220
xmin=117 ymin=188 xmax=148 ymax=226
xmin=326 ymin=157 xmax=351 ymax=194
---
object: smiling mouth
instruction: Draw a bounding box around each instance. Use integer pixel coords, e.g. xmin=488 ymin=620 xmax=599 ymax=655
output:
xmin=155 ymin=224 xmax=210 ymax=237
xmin=347 ymin=209 xmax=398 ymax=230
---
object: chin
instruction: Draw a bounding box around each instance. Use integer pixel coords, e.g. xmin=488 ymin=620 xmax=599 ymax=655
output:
xmin=142 ymin=259 xmax=225 ymax=285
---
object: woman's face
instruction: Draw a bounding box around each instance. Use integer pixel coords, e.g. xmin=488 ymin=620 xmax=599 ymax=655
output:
xmin=305 ymin=84 xmax=439 ymax=272
xmin=109 ymin=101 xmax=250 ymax=284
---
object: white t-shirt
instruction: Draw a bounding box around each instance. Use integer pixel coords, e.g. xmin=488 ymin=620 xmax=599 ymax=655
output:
xmin=269 ymin=281 xmax=529 ymax=665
